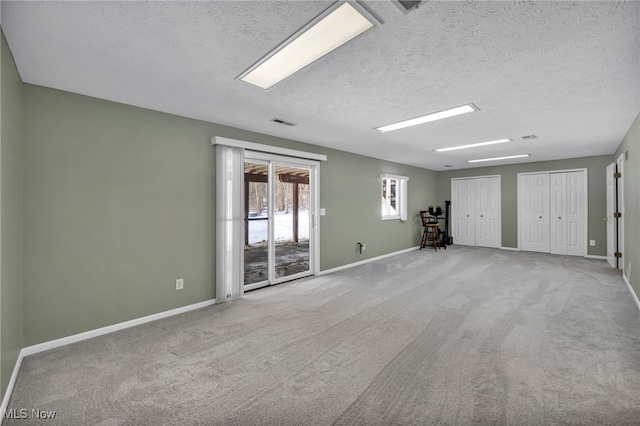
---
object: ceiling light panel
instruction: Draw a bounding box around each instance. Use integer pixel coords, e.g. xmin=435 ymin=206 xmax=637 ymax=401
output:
xmin=468 ymin=154 xmax=530 ymax=163
xmin=375 ymin=104 xmax=478 ymax=133
xmin=434 ymin=138 xmax=511 ymax=152
xmin=238 ymin=2 xmax=380 ymax=90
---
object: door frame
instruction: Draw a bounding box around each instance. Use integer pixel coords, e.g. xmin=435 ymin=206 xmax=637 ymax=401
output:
xmin=517 ymin=168 xmax=588 ymax=255
xmin=617 ymin=154 xmax=625 ymax=274
xmin=606 ymin=163 xmax=617 ymax=268
xmin=244 ymin=150 xmax=320 ymax=290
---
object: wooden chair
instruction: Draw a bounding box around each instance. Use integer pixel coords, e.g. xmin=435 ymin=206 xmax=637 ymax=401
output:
xmin=419 ymin=210 xmax=439 ymax=251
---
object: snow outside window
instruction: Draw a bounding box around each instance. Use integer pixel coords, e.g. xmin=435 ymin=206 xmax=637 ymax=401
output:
xmin=381 ymin=174 xmax=408 ymax=221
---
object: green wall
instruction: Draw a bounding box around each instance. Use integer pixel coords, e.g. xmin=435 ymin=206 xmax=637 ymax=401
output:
xmin=318 ymin=151 xmax=436 ymax=270
xmin=23 ymin=85 xmax=216 ymax=345
xmin=1 ymin=29 xmax=24 ymax=400
xmin=615 ymin=113 xmax=640 ymax=294
xmin=436 ymin=155 xmax=613 ymax=256
xmin=22 ymin=84 xmax=436 ymax=345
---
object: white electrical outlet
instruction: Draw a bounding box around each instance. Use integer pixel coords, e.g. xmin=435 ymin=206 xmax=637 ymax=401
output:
xmin=590 ymin=240 xmax=595 ymax=246
xmin=176 ymin=278 xmax=184 ymax=290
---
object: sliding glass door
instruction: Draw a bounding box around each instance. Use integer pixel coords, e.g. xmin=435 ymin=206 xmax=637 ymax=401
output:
xmin=244 ymin=160 xmax=270 ymax=287
xmin=244 ymin=152 xmax=317 ymax=291
xmin=273 ymin=164 xmax=311 ymax=281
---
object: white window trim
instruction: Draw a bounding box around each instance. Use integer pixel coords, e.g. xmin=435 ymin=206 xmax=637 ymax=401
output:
xmin=381 ymin=174 xmax=409 ymax=221
xmin=212 ymin=136 xmax=327 ymax=162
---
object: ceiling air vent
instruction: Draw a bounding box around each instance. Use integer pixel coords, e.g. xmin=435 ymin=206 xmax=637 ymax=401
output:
xmin=392 ymin=0 xmax=423 ymax=14
xmin=270 ymin=118 xmax=297 ymax=127
xmin=521 ymin=134 xmax=537 ymax=140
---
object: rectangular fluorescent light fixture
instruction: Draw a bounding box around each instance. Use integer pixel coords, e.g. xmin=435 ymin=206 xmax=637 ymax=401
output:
xmin=434 ymin=138 xmax=512 ymax=152
xmin=375 ymin=104 xmax=478 ymax=133
xmin=238 ymin=2 xmax=380 ymax=90
xmin=468 ymin=154 xmax=530 ymax=163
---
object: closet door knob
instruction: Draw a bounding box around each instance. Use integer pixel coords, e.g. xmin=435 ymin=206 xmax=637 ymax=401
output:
xmin=558 ymin=216 xmax=562 ymax=219
xmin=480 ymin=215 xmax=484 ymax=218
xmin=539 ymin=216 xmax=542 ymax=219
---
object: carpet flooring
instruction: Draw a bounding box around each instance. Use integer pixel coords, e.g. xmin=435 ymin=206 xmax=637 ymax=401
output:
xmin=4 ymin=246 xmax=640 ymax=425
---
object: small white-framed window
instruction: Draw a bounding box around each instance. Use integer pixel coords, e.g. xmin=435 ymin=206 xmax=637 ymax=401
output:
xmin=381 ymin=174 xmax=408 ymax=221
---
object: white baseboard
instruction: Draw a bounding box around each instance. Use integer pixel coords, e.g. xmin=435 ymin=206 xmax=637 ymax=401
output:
xmin=500 ymin=246 xmax=520 ymax=251
xmin=1 ymin=298 xmax=216 ymax=413
xmin=0 ymin=351 xmax=25 ymax=418
xmin=22 ymin=298 xmax=216 ymax=356
xmin=585 ymin=255 xmax=607 ymax=260
xmin=319 ymin=246 xmax=419 ymax=276
xmin=623 ymin=274 xmax=640 ymax=313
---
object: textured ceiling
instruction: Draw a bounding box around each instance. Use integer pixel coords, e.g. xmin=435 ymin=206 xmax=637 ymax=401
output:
xmin=2 ymin=0 xmax=639 ymax=170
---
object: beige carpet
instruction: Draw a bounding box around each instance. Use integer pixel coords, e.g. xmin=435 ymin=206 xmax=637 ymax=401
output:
xmin=4 ymin=246 xmax=640 ymax=425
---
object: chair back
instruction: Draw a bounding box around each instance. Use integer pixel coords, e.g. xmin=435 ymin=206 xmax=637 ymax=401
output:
xmin=420 ymin=210 xmax=437 ymax=227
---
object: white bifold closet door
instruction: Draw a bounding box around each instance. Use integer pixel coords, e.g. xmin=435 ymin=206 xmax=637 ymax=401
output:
xmin=520 ymin=173 xmax=550 ymax=252
xmin=550 ymin=172 xmax=584 ymax=256
xmin=519 ymin=171 xmax=585 ymax=256
xmin=475 ymin=177 xmax=501 ymax=247
xmin=452 ymin=179 xmax=475 ymax=246
xmin=451 ymin=176 xmax=501 ymax=248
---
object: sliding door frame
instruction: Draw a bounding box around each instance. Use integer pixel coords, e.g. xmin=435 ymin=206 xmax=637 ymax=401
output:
xmin=213 ymin=136 xmax=325 ymax=303
xmin=244 ymin=150 xmax=320 ymax=289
